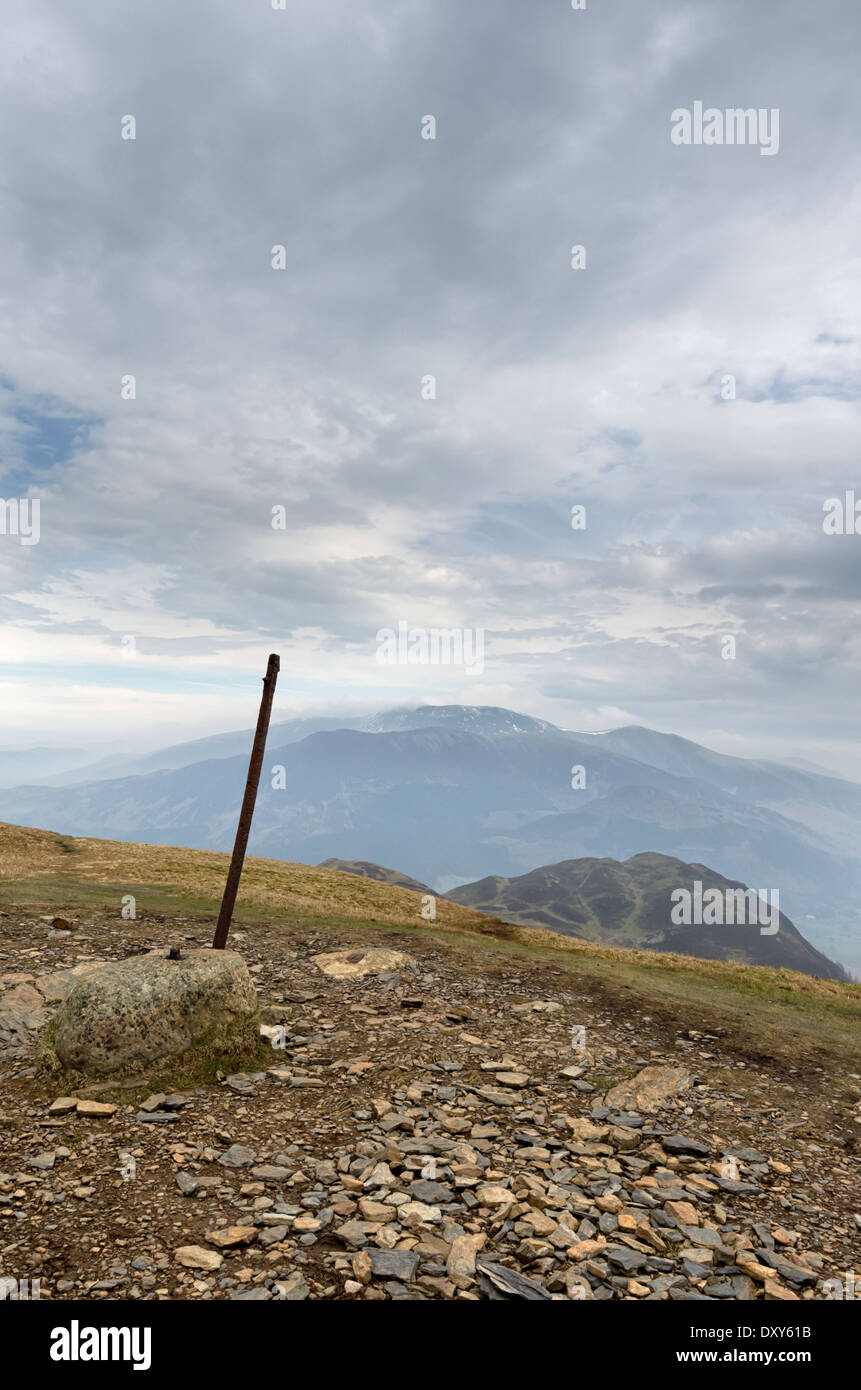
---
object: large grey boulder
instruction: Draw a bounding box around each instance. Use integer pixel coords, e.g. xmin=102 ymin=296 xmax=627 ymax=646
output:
xmin=52 ymin=949 xmax=258 ymax=1076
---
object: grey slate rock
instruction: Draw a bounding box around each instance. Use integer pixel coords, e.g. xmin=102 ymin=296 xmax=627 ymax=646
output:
xmin=476 ymin=1259 xmax=552 ymax=1300
xmin=366 ymin=1249 xmax=419 ymax=1282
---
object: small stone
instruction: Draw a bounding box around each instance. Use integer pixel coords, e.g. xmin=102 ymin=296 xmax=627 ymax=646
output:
xmin=410 ymin=1180 xmax=452 ymax=1204
xmin=273 ymin=1272 xmax=309 ymax=1301
xmin=76 ymin=1100 xmax=118 ymax=1117
xmin=28 ymin=1151 xmax=57 ymax=1171
xmin=447 ymin=1233 xmax=486 ymax=1289
xmin=205 ymin=1226 xmax=257 ymax=1248
xmin=737 ymin=1258 xmax=774 ymax=1282
xmin=663 ymin=1133 xmax=711 ymax=1157
xmin=258 ymin=1225 xmax=290 ymax=1247
xmin=47 ymin=1097 xmax=78 ymax=1115
xmin=218 ymin=1144 xmax=256 ymax=1168
xmin=139 ymin=1093 xmax=168 ymax=1113
xmin=764 ymin=1280 xmax=799 ymax=1301
xmin=476 ymin=1184 xmax=514 ymax=1207
xmin=175 ymin=1245 xmax=223 ymax=1271
xmin=366 ymin=1249 xmax=419 ymax=1282
xmin=251 ymin=1165 xmax=292 ymax=1182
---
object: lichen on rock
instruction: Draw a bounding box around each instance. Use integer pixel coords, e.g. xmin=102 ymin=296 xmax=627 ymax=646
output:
xmin=50 ymin=949 xmax=258 ymax=1077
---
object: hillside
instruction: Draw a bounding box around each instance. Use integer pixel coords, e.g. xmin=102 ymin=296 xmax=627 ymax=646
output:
xmin=447 ymin=852 xmax=849 ymax=981
xmin=0 ymin=824 xmax=481 ymax=932
xmin=0 ymin=823 xmax=858 ymax=1306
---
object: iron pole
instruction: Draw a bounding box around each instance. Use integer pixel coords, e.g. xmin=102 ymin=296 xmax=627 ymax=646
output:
xmin=212 ymin=653 xmax=280 ymax=949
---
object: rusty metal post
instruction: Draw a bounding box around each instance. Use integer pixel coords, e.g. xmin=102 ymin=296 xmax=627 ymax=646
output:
xmin=212 ymin=653 xmax=280 ymax=949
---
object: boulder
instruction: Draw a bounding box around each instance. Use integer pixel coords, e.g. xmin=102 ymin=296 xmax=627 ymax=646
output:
xmin=52 ymin=949 xmax=257 ymax=1075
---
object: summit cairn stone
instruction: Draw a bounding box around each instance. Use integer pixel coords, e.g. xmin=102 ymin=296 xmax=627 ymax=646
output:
xmin=52 ymin=949 xmax=257 ymax=1076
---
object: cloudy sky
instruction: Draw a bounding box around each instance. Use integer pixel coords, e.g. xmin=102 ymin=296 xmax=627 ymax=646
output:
xmin=1 ymin=0 xmax=860 ymax=773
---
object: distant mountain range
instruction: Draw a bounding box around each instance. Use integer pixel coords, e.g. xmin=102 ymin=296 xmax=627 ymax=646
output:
xmin=1 ymin=703 xmax=859 ymax=975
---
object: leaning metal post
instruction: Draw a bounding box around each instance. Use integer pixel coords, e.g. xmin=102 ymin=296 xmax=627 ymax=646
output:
xmin=212 ymin=653 xmax=280 ymax=950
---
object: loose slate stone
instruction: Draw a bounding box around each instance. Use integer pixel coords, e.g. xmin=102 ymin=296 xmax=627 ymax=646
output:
xmin=273 ymin=1272 xmax=309 ymax=1300
xmin=174 ymin=1245 xmax=223 ymax=1271
xmin=409 ymin=1180 xmax=452 ymax=1204
xmin=756 ymin=1252 xmax=818 ymax=1285
xmin=605 ymin=1247 xmax=648 ymax=1273
xmin=366 ymin=1249 xmax=419 ymax=1282
xmin=47 ymin=1097 xmax=79 ymax=1116
xmin=225 ymin=1075 xmax=257 ymax=1095
xmin=473 ymin=1088 xmax=517 ymax=1107
xmin=476 ymin=1259 xmax=551 ymax=1301
xmin=206 ymin=1225 xmax=257 ymax=1248
xmin=28 ymin=1151 xmax=57 ymax=1170
xmin=251 ymin=1165 xmax=292 ymax=1182
xmin=218 ymin=1145 xmax=256 ymax=1168
xmin=662 ymin=1134 xmax=711 ymax=1157
xmin=258 ymin=1225 xmax=290 ymax=1247
xmin=713 ymin=1176 xmax=761 ymax=1194
xmin=139 ymin=1093 xmax=167 ymax=1112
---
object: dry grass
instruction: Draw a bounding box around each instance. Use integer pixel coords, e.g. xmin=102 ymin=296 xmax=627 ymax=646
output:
xmin=0 ymin=822 xmax=487 ymax=930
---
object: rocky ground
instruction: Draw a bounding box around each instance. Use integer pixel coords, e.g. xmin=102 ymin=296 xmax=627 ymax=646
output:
xmin=1 ymin=905 xmax=859 ymax=1302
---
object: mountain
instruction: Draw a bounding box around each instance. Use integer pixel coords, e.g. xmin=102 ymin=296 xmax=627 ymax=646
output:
xmin=40 ymin=705 xmax=560 ymax=786
xmin=318 ymin=859 xmax=434 ymax=895
xmin=1 ymin=704 xmax=859 ymax=974
xmin=447 ymin=852 xmax=849 ymax=981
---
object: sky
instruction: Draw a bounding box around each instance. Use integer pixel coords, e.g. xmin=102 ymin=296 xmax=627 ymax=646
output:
xmin=1 ymin=0 xmax=860 ymax=774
